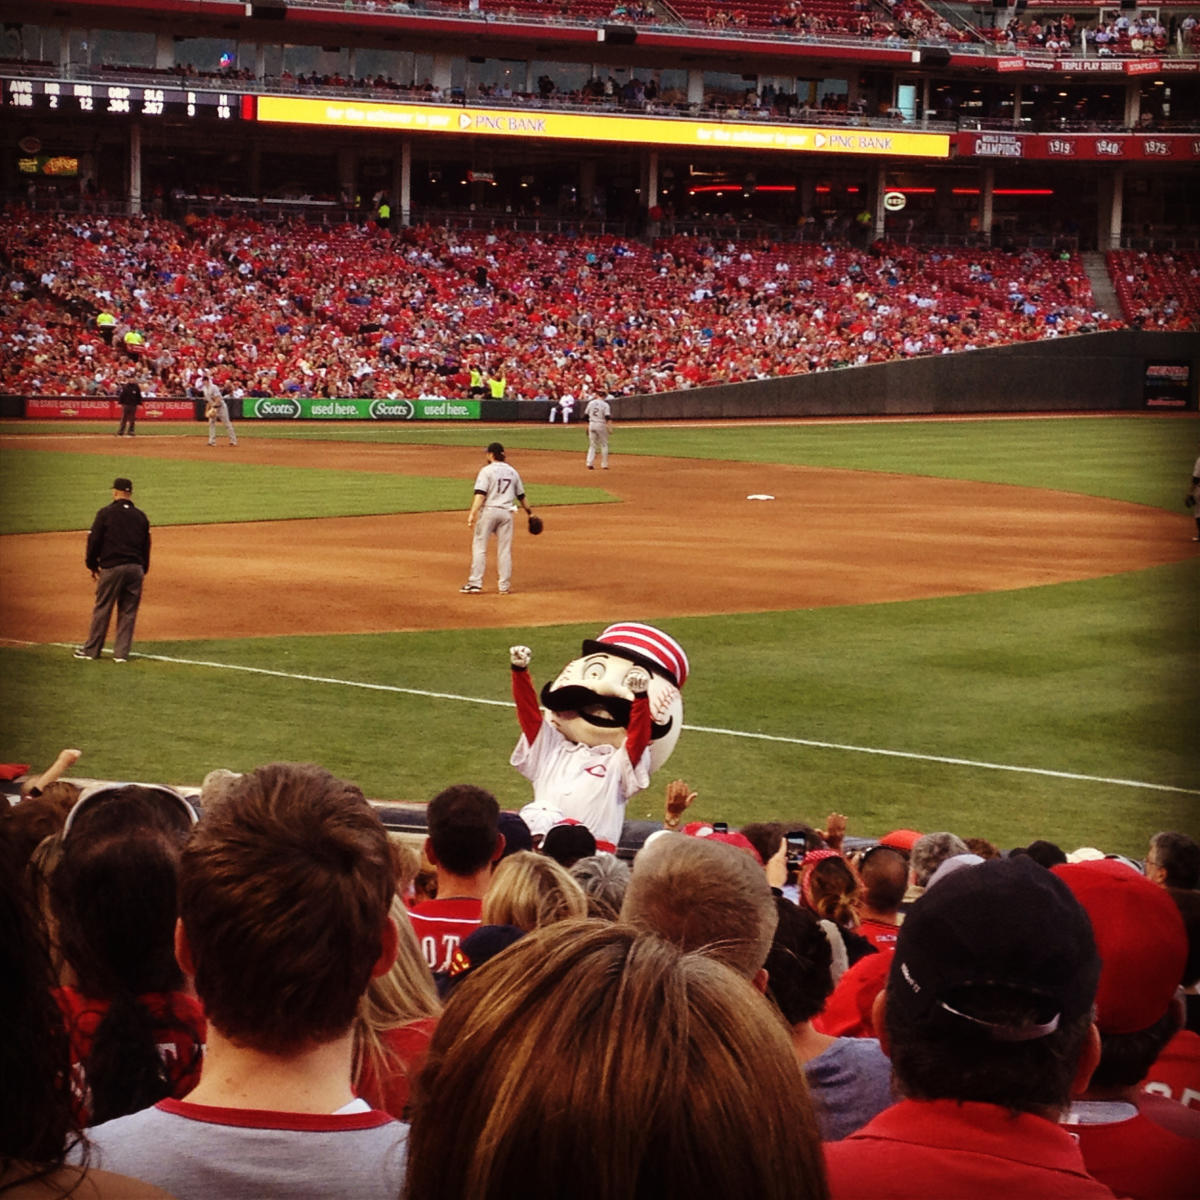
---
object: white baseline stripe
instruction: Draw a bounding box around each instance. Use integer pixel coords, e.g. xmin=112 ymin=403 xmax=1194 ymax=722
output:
xmin=82 ymin=647 xmax=1195 ymax=798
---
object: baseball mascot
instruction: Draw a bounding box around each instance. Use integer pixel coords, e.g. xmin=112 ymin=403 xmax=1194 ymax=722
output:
xmin=508 ymin=622 xmax=688 ymax=852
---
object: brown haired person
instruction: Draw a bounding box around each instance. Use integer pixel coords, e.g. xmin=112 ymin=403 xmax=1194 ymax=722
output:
xmin=79 ymin=763 xmax=408 ymax=1200
xmin=408 ymin=783 xmax=505 ymax=974
xmin=405 ymin=921 xmax=829 ymax=1200
xmin=854 ymin=845 xmax=908 ymax=951
xmin=825 ymin=856 xmax=1116 ymax=1199
xmin=74 ymin=477 xmax=150 ymax=663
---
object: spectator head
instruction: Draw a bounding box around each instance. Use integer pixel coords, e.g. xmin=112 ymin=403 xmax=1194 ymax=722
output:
xmin=540 ymin=821 xmax=596 ymax=869
xmin=49 ymin=783 xmax=200 ymax=1124
xmin=437 ymin=924 xmax=526 ymax=1002
xmin=765 ymin=895 xmax=835 ymax=1027
xmin=882 ymin=855 xmax=1101 ymax=1116
xmin=857 ymin=845 xmax=908 ymax=916
xmin=407 ymin=921 xmax=827 ymax=1200
xmin=879 ymin=828 xmax=921 ymax=857
xmin=569 ymin=853 xmax=631 ymax=921
xmin=798 ymin=850 xmax=860 ymax=927
xmin=620 ymin=833 xmax=778 ymax=984
xmin=1019 ymin=839 xmax=1069 ymax=869
xmin=424 ymin=784 xmax=502 ymax=877
xmin=740 ymin=821 xmax=789 ymax=888
xmin=177 ymin=763 xmax=396 ymax=1056
xmin=963 ymin=837 xmax=1001 ymax=860
xmin=3 ymin=782 xmax=79 ymax=869
xmin=1146 ymin=831 xmax=1200 ymax=890
xmin=495 ymin=811 xmax=533 ymax=858
xmin=926 ymin=853 xmax=986 ymax=891
xmin=480 ymin=850 xmax=588 ymax=931
xmin=1053 ymin=859 xmax=1188 ymax=1090
xmin=1167 ymin=888 xmax=1200 ymax=990
xmin=909 ymin=831 xmax=969 ymax=888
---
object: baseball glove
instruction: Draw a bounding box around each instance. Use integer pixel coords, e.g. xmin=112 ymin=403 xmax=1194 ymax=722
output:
xmin=527 ymin=514 xmax=544 ymax=535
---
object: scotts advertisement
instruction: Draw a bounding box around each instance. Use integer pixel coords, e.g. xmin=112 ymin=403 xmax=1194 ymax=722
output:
xmin=955 ymin=132 xmax=1200 ymax=161
xmin=244 ymin=397 xmax=482 ymax=420
xmin=25 ymin=398 xmax=195 ymax=419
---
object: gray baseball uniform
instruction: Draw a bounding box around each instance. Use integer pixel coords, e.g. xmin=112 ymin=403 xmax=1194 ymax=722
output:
xmin=585 ymin=397 xmax=612 ymax=469
xmin=467 ymin=460 xmax=525 ymax=593
xmin=204 ymin=380 xmax=238 ymax=446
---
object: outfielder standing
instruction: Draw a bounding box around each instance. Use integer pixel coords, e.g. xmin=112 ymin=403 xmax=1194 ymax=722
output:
xmin=202 ymin=374 xmax=238 ymax=447
xmin=462 ymin=442 xmax=532 ymax=595
xmin=584 ymin=395 xmax=612 ymax=470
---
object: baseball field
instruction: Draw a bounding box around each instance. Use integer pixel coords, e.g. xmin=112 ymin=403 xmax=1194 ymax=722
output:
xmin=1 ymin=412 xmax=1197 ymax=857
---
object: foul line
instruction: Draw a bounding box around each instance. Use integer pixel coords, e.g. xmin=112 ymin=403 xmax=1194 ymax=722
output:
xmin=50 ymin=646 xmax=1193 ymax=798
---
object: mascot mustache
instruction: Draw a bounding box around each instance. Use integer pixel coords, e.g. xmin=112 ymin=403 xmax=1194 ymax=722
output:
xmin=540 ymin=682 xmax=674 ymax=740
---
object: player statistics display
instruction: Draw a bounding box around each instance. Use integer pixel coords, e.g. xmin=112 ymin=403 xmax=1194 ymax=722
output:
xmin=3 ymin=77 xmax=254 ymax=120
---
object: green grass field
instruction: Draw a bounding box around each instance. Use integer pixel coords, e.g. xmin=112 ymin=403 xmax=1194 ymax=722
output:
xmin=3 ymin=414 xmax=1197 ymax=856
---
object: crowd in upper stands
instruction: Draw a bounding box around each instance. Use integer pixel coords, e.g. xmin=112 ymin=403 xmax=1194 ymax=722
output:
xmin=1 ymin=210 xmax=1141 ymax=402
xmin=3 ymin=743 xmax=1198 ymax=1198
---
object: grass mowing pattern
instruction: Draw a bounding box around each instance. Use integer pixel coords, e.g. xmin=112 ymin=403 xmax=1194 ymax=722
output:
xmin=0 ymin=450 xmax=614 ymax=535
xmin=3 ymin=414 xmax=1197 ymax=853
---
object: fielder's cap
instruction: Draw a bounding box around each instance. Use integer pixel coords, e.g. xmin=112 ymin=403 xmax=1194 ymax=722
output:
xmin=889 ymin=855 xmax=1099 ymax=1042
xmin=112 ymin=477 xmax=133 ymax=493
xmin=542 ymin=821 xmax=597 ymax=868
xmin=439 ymin=924 xmax=525 ymax=1000
xmin=1052 ymin=858 xmax=1188 ymax=1034
xmin=880 ymin=829 xmax=922 ymax=854
xmin=486 ymin=441 xmax=505 ymax=456
xmin=681 ymin=821 xmax=763 ymax=864
xmin=582 ymin=622 xmax=689 ymax=688
xmin=497 ymin=810 xmax=533 ymax=858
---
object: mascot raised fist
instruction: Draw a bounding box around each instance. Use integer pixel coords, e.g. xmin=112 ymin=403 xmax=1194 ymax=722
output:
xmin=508 ymin=622 xmax=688 ymax=851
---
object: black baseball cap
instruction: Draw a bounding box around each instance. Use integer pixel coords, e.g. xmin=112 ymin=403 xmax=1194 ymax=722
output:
xmin=888 ymin=855 xmax=1099 ymax=1041
xmin=112 ymin=477 xmax=133 ymax=492
xmin=487 ymin=442 xmax=505 ymax=457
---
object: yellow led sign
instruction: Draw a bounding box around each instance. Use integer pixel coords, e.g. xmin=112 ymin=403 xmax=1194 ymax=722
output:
xmin=255 ymin=96 xmax=950 ymax=159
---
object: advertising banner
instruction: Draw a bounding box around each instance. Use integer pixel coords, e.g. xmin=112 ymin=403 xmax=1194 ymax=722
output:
xmin=256 ymin=96 xmax=951 ymax=159
xmin=242 ymin=397 xmax=481 ymax=420
xmin=1143 ymin=362 xmax=1193 ymax=409
xmin=955 ymin=131 xmax=1200 ymax=161
xmin=25 ymin=398 xmax=195 ymax=419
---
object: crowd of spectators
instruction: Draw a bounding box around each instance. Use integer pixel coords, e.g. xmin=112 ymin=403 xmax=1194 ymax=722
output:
xmin=1107 ymin=250 xmax=1200 ymax=331
xmin=0 ymin=210 xmax=1129 ymax=402
xmin=3 ymin=746 xmax=1198 ymax=1197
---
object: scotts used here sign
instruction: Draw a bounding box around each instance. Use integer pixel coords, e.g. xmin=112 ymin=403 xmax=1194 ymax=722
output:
xmin=246 ymin=398 xmax=481 ymax=420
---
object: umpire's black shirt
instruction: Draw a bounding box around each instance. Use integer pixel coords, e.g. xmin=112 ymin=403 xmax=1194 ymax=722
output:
xmin=86 ymin=499 xmax=151 ymax=573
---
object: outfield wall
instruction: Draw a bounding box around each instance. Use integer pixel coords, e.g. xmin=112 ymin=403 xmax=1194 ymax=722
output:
xmin=4 ymin=331 xmax=1196 ymax=423
xmin=614 ymin=331 xmax=1200 ymax=420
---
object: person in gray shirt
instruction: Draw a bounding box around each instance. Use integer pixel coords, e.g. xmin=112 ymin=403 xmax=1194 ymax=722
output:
xmin=765 ymin=894 xmax=896 ymax=1141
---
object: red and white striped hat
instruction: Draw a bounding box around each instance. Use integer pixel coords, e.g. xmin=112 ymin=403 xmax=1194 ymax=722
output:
xmin=582 ymin=622 xmax=689 ymax=688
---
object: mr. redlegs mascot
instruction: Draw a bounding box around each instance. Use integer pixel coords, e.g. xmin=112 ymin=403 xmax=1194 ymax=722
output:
xmin=508 ymin=622 xmax=688 ymax=851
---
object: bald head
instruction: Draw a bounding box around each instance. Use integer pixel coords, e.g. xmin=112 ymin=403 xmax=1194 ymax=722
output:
xmin=620 ymin=834 xmax=778 ymax=979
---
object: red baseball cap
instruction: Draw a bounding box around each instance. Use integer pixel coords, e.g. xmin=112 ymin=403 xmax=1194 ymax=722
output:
xmin=1053 ymin=859 xmax=1188 ymax=1034
xmin=880 ymin=829 xmax=922 ymax=854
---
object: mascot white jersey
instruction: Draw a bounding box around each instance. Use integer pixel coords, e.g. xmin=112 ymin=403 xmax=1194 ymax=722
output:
xmin=508 ymin=622 xmax=688 ymax=851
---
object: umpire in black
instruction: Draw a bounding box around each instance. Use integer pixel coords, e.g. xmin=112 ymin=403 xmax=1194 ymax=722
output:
xmin=75 ymin=477 xmax=151 ymax=663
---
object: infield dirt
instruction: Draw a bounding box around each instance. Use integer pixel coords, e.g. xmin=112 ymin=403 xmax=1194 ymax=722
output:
xmin=0 ymin=434 xmax=1190 ymax=645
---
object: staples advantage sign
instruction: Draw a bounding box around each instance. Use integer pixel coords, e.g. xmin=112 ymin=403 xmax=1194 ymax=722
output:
xmin=246 ymin=397 xmax=479 ymax=420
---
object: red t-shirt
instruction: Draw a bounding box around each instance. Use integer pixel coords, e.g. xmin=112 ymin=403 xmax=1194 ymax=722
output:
xmin=354 ymin=1016 xmax=438 ymax=1121
xmin=1066 ymin=1099 xmax=1200 ymax=1200
xmin=406 ymin=897 xmax=482 ymax=974
xmin=1142 ymin=1029 xmax=1200 ymax=1112
xmin=857 ymin=917 xmax=901 ymax=952
xmin=825 ymin=1099 xmax=1117 ymax=1199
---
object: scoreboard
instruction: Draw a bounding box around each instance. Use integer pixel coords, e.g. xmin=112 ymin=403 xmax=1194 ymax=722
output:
xmin=4 ymin=78 xmax=254 ymax=121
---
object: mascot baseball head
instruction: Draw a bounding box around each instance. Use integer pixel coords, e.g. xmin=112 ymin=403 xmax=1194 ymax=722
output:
xmin=540 ymin=622 xmax=687 ymax=771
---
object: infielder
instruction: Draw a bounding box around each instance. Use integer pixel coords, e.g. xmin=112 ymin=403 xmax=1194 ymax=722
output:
xmin=202 ymin=374 xmax=238 ymax=447
xmin=462 ymin=442 xmax=532 ymax=594
xmin=584 ymin=395 xmax=612 ymax=469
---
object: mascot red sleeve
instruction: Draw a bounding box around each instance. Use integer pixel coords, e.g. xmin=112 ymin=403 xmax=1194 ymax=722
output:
xmin=508 ymin=622 xmax=687 ymax=852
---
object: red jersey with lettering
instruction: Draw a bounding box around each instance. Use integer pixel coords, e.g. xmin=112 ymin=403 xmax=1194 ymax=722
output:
xmin=857 ymin=917 xmax=901 ymax=952
xmin=406 ymin=897 xmax=482 ymax=974
xmin=54 ymin=986 xmax=206 ymax=1124
xmin=1142 ymin=1029 xmax=1200 ymax=1112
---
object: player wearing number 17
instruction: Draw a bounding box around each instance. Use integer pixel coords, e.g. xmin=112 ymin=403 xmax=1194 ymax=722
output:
xmin=462 ymin=442 xmax=533 ymax=595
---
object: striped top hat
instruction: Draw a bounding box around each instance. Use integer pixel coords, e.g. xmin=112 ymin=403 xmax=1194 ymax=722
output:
xmin=582 ymin=622 xmax=689 ymax=688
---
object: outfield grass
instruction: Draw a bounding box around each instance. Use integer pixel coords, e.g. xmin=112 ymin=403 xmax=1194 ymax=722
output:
xmin=2 ymin=414 xmax=1197 ymax=855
